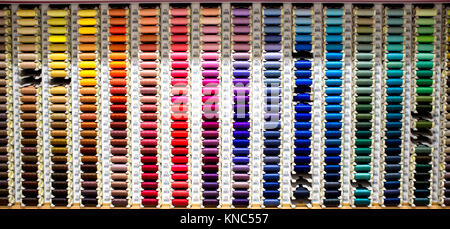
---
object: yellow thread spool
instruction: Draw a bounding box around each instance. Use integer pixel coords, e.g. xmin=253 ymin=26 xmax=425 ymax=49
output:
xmin=49 ymin=53 xmax=67 ymax=61
xmin=49 ymin=27 xmax=67 ymax=35
xmin=79 ymin=61 xmax=97 ymax=69
xmin=78 ymin=18 xmax=97 ymax=26
xmin=48 ymin=9 xmax=68 ymax=17
xmin=78 ymin=9 xmax=97 ymax=17
xmin=79 ymin=27 xmax=97 ymax=35
xmin=80 ymin=70 xmax=97 ymax=78
xmin=49 ymin=35 xmax=67 ymax=43
xmin=80 ymin=79 xmax=97 ymax=86
xmin=50 ymin=70 xmax=67 ymax=78
xmin=17 ymin=9 xmax=37 ymax=17
xmin=49 ymin=62 xmax=68 ymax=69
xmin=49 ymin=44 xmax=67 ymax=52
xmin=48 ymin=18 xmax=67 ymax=26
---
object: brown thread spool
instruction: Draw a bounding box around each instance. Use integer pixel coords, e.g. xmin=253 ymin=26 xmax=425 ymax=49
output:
xmin=50 ymin=113 xmax=67 ymax=121
xmin=20 ymin=95 xmax=36 ymax=103
xmin=20 ymin=86 xmax=36 ymax=95
xmin=50 ymin=96 xmax=67 ymax=104
xmin=50 ymin=130 xmax=67 ymax=137
xmin=51 ymin=147 xmax=68 ymax=155
xmin=19 ymin=44 xmax=39 ymax=52
xmin=50 ymin=122 xmax=67 ymax=129
xmin=80 ymin=130 xmax=97 ymax=138
xmin=52 ymin=164 xmax=68 ymax=171
xmin=18 ymin=27 xmax=38 ymax=35
xmin=20 ymin=104 xmax=37 ymax=112
xmin=18 ymin=53 xmax=38 ymax=61
xmin=80 ymin=96 xmax=97 ymax=103
xmin=50 ymin=138 xmax=67 ymax=146
xmin=79 ymin=35 xmax=97 ymax=43
xmin=80 ymin=122 xmax=97 ymax=129
xmin=51 ymin=156 xmax=67 ymax=163
xmin=50 ymin=104 xmax=67 ymax=112
xmin=79 ymin=53 xmax=97 ymax=60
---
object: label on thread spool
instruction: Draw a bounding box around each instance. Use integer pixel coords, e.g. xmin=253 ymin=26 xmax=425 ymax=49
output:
xmin=372 ymin=3 xmax=384 ymax=205
xmin=311 ymin=3 xmax=323 ymax=206
xmin=190 ymin=2 xmax=201 ymax=207
xmin=220 ymin=2 xmax=232 ymax=207
xmin=342 ymin=3 xmax=353 ymax=206
xmin=11 ymin=4 xmax=22 ymax=204
xmin=40 ymin=3 xmax=51 ymax=205
xmin=100 ymin=3 xmax=110 ymax=205
xmin=159 ymin=3 xmax=172 ymax=207
xmin=70 ymin=3 xmax=81 ymax=205
xmin=402 ymin=4 xmax=412 ymax=205
xmin=432 ymin=4 xmax=442 ymax=204
xmin=129 ymin=3 xmax=141 ymax=206
xmin=281 ymin=2 xmax=293 ymax=207
xmin=251 ymin=2 xmax=262 ymax=207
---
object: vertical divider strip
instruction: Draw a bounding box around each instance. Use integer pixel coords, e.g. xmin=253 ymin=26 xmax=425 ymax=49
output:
xmin=100 ymin=3 xmax=109 ymax=206
xmin=342 ymin=3 xmax=353 ymax=206
xmin=403 ymin=4 xmax=412 ymax=205
xmin=220 ymin=2 xmax=232 ymax=208
xmin=281 ymin=2 xmax=292 ymax=208
xmin=311 ymin=3 xmax=323 ymax=206
xmin=441 ymin=5 xmax=449 ymax=206
xmin=432 ymin=4 xmax=443 ymax=205
xmin=11 ymin=4 xmax=21 ymax=205
xmin=129 ymin=3 xmax=141 ymax=206
xmin=373 ymin=3 xmax=384 ymax=206
xmin=159 ymin=3 xmax=171 ymax=207
xmin=40 ymin=4 xmax=51 ymax=205
xmin=188 ymin=2 xmax=199 ymax=207
xmin=250 ymin=2 xmax=262 ymax=207
xmin=190 ymin=2 xmax=202 ymax=207
xmin=4 ymin=4 xmax=14 ymax=206
xmin=70 ymin=3 xmax=80 ymax=206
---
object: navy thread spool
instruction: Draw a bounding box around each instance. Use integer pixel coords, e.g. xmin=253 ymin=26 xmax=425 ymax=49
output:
xmin=262 ymin=6 xmax=282 ymax=207
xmin=322 ymin=7 xmax=344 ymax=207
